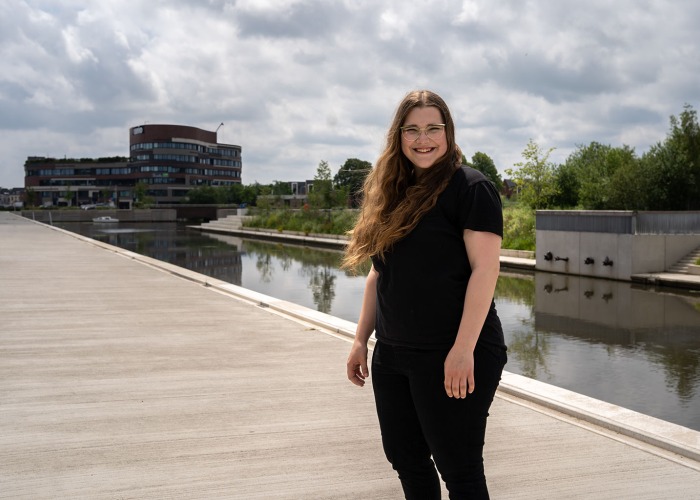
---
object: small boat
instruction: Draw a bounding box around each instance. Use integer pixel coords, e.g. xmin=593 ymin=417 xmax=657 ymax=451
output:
xmin=93 ymin=216 xmax=119 ymax=223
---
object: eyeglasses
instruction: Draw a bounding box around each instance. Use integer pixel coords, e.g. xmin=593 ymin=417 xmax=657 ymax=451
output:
xmin=400 ymin=124 xmax=446 ymax=141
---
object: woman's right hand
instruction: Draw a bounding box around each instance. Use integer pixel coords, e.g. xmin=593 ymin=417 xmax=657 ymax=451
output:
xmin=346 ymin=266 xmax=377 ymax=387
xmin=346 ymin=340 xmax=369 ymax=387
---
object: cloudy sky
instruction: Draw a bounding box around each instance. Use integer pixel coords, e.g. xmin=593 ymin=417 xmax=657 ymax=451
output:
xmin=1 ymin=0 xmax=698 ymax=188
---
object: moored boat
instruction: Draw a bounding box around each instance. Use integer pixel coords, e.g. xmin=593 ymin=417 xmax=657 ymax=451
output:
xmin=92 ymin=216 xmax=119 ymax=223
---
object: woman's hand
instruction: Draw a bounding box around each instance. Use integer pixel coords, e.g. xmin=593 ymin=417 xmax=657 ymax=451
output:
xmin=443 ymin=229 xmax=500 ymax=399
xmin=347 ymin=266 xmax=377 ymax=388
xmin=347 ymin=341 xmax=369 ymax=387
xmin=444 ymin=346 xmax=475 ymax=398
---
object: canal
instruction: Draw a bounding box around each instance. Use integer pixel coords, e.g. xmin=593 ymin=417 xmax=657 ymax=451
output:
xmin=58 ymin=221 xmax=700 ymax=432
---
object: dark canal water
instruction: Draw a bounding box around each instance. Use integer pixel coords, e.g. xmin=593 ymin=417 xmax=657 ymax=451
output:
xmin=58 ymin=222 xmax=700 ymax=432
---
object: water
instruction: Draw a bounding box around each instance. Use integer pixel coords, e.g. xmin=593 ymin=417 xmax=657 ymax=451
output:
xmin=57 ymin=221 xmax=700 ymax=432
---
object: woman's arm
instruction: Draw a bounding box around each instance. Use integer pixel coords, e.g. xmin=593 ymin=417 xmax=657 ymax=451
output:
xmin=444 ymin=229 xmax=501 ymax=398
xmin=346 ymin=265 xmax=378 ymax=387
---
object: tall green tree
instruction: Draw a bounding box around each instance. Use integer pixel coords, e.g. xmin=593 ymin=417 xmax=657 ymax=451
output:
xmin=607 ymin=155 xmax=648 ymax=210
xmin=551 ymin=161 xmax=580 ymax=208
xmin=506 ymin=139 xmax=558 ymax=209
xmin=563 ymin=142 xmax=637 ymax=209
xmin=641 ymin=104 xmax=700 ymax=210
xmin=469 ymin=152 xmax=502 ymax=190
xmin=334 ymin=158 xmax=371 ymax=207
xmin=308 ymin=160 xmax=343 ymax=211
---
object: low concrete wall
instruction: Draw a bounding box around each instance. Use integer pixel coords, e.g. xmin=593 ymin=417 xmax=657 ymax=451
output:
xmin=536 ymin=210 xmax=700 ymax=279
xmin=22 ymin=209 xmax=176 ymax=223
xmin=537 ymin=230 xmax=700 ymax=279
xmin=501 ymin=249 xmax=536 ymax=259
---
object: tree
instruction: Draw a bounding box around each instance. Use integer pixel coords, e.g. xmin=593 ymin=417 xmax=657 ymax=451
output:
xmin=241 ymin=183 xmax=262 ymax=206
xmin=563 ymin=142 xmax=637 ymax=209
xmin=607 ymin=156 xmax=648 ymax=210
xmin=185 ymin=186 xmax=218 ymax=204
xmin=469 ymin=152 xmax=502 ymax=190
xmin=308 ymin=160 xmax=337 ymax=212
xmin=551 ymin=161 xmax=580 ymax=208
xmin=641 ymin=104 xmax=700 ymax=210
xmin=506 ymin=140 xmax=558 ymax=209
xmin=134 ymin=181 xmax=151 ymax=207
xmin=270 ymin=180 xmax=292 ymax=196
xmin=24 ymin=187 xmax=37 ymax=207
xmin=334 ymin=158 xmax=371 ymax=207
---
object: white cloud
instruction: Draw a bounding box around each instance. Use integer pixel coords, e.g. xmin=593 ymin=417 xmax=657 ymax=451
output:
xmin=1 ymin=0 xmax=699 ymax=188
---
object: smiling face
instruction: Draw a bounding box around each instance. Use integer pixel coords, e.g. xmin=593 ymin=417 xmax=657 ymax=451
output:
xmin=400 ymin=106 xmax=447 ymax=173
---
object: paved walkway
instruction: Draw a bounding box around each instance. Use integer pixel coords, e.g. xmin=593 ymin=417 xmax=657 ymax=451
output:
xmin=1 ymin=212 xmax=699 ymax=499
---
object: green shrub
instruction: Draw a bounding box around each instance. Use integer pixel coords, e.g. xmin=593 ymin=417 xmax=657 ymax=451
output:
xmin=502 ymin=204 xmax=535 ymax=251
xmin=245 ymin=209 xmax=358 ymax=236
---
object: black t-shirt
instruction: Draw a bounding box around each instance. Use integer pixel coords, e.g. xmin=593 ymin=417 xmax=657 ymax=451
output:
xmin=371 ymin=166 xmax=506 ymax=351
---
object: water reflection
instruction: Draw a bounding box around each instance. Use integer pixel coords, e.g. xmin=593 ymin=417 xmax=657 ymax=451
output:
xmin=56 ymin=222 xmax=700 ymax=431
xmin=534 ymin=273 xmax=700 ymax=402
xmin=497 ymin=271 xmax=700 ymax=428
xmin=235 ymin=238 xmax=341 ymax=315
xmin=92 ymin=225 xmax=245 ymax=285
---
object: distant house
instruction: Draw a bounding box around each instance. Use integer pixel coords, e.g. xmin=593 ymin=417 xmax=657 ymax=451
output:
xmin=0 ymin=187 xmax=24 ymax=208
xmin=289 ymin=180 xmax=314 ymax=197
xmin=502 ymin=179 xmax=517 ymax=199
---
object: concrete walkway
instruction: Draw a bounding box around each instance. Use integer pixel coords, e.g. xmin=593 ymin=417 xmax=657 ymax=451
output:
xmin=1 ymin=212 xmax=699 ymax=499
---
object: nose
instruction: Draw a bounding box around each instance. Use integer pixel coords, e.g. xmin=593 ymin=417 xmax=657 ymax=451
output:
xmin=414 ymin=130 xmax=431 ymax=142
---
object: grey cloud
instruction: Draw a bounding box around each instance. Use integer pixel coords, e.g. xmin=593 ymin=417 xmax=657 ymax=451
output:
xmin=290 ymin=128 xmax=368 ymax=148
xmin=235 ymin=1 xmax=347 ymax=40
xmin=490 ymin=53 xmax=623 ymax=103
xmin=605 ymin=106 xmax=663 ymax=128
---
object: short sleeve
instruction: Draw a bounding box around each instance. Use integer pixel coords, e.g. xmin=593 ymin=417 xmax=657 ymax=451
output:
xmin=457 ymin=176 xmax=503 ymax=237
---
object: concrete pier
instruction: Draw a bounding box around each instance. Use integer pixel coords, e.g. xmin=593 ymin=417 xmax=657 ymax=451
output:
xmin=1 ymin=212 xmax=699 ymax=499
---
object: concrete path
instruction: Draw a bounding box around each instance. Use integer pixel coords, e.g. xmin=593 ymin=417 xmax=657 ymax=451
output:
xmin=1 ymin=212 xmax=699 ymax=499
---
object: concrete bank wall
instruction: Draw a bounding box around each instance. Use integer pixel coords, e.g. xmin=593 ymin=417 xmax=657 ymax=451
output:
xmin=22 ymin=209 xmax=176 ymax=223
xmin=537 ymin=230 xmax=700 ymax=279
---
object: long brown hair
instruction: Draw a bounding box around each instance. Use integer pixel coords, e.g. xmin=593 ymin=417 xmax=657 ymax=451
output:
xmin=342 ymin=90 xmax=462 ymax=271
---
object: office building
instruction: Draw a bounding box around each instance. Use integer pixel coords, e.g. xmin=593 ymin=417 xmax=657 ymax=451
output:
xmin=24 ymin=124 xmax=242 ymax=207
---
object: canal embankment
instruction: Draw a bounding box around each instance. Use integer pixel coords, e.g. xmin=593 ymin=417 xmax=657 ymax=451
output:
xmin=192 ymin=219 xmax=700 ymax=290
xmin=2 ymin=211 xmax=700 ymax=498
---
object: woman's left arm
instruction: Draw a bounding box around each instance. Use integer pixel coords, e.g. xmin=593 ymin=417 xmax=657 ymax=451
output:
xmin=443 ymin=229 xmax=502 ymax=399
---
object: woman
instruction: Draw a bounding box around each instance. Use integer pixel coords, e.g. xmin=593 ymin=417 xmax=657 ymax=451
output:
xmin=343 ymin=90 xmax=507 ymax=499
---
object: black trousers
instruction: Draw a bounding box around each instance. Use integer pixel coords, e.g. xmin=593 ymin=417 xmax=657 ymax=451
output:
xmin=371 ymin=340 xmax=506 ymax=500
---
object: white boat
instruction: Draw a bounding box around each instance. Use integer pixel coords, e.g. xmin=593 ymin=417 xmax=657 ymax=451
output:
xmin=92 ymin=216 xmax=119 ymax=223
